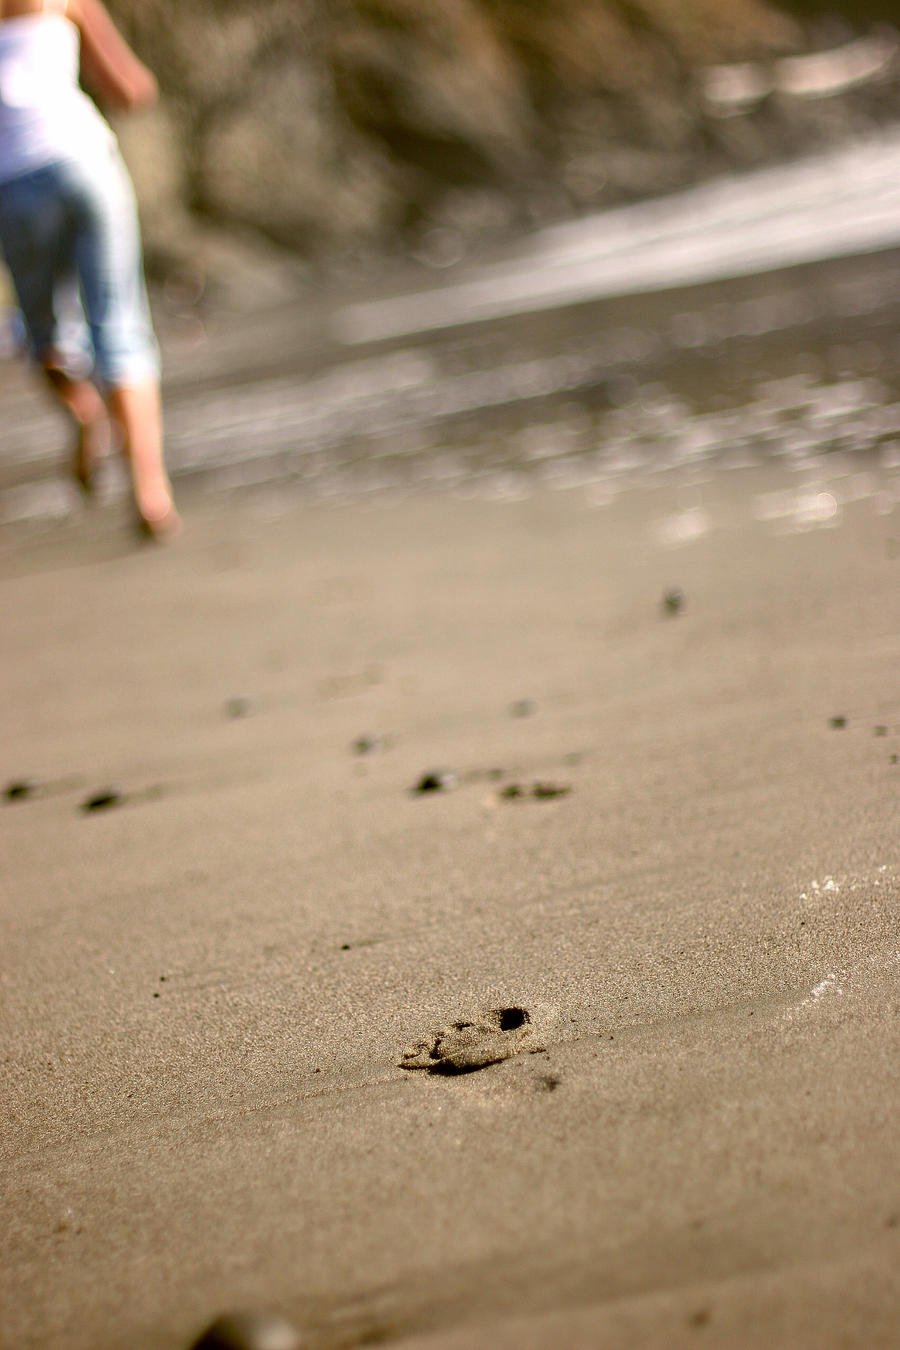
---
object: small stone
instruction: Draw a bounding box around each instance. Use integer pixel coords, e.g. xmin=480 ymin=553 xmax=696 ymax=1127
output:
xmin=225 ymin=697 xmax=253 ymax=719
xmin=189 ymin=1311 xmax=302 ymax=1350
xmin=829 ymin=716 xmax=847 ymax=729
xmin=5 ymin=779 xmax=38 ymax=801
xmin=510 ymin=699 xmax=537 ymax=718
xmin=81 ymin=788 xmax=124 ymax=813
xmin=352 ymin=735 xmax=381 ymax=755
xmin=412 ymin=770 xmax=456 ymax=794
xmin=662 ymin=588 xmax=685 ymax=615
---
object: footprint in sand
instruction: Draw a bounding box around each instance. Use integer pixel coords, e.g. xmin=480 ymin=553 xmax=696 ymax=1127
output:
xmin=401 ymin=1003 xmax=558 ymax=1073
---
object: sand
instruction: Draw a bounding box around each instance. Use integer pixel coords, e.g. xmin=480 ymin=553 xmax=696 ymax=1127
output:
xmin=2 ymin=467 xmax=899 ymax=1350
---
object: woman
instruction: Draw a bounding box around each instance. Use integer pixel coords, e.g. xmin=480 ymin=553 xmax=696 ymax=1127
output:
xmin=0 ymin=0 xmax=178 ymax=537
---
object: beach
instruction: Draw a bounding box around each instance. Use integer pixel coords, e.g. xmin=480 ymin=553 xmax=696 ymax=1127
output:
xmin=2 ymin=440 xmax=899 ymax=1347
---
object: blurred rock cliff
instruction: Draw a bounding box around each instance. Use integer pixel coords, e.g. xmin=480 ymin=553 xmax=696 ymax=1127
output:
xmin=104 ymin=0 xmax=899 ymax=285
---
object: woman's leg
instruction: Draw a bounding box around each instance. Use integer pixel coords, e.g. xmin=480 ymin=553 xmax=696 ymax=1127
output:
xmin=106 ymin=379 xmax=179 ymax=536
xmin=41 ymin=358 xmax=111 ymax=492
xmin=72 ymin=151 xmax=179 ymax=536
xmin=0 ymin=166 xmax=110 ymax=490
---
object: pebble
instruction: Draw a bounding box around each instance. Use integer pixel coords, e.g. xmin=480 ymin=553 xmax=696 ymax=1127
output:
xmin=352 ymin=734 xmax=381 ymax=755
xmin=662 ymin=587 xmax=685 ymax=615
xmin=224 ymin=697 xmax=253 ymax=719
xmin=81 ymin=789 xmax=124 ymax=813
xmin=5 ymin=779 xmax=38 ymax=801
xmin=190 ymin=1311 xmax=302 ymax=1350
xmin=531 ymin=781 xmax=572 ymax=799
xmin=498 ymin=781 xmax=572 ymax=801
xmin=412 ymin=770 xmax=457 ymax=794
xmin=509 ymin=699 xmax=537 ymax=718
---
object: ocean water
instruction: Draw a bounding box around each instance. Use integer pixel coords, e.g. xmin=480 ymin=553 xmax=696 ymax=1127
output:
xmin=3 ymin=127 xmax=900 ymax=527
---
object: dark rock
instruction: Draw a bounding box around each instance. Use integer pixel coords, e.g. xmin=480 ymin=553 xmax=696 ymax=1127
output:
xmin=189 ymin=1311 xmax=302 ymax=1350
xmin=412 ymin=769 xmax=457 ymax=794
xmin=81 ymin=789 xmax=125 ymax=813
xmin=5 ymin=779 xmax=39 ymax=802
xmin=499 ymin=780 xmax=572 ymax=800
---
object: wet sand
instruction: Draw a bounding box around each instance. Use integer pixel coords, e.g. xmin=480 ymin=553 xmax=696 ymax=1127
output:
xmin=2 ymin=462 xmax=899 ymax=1349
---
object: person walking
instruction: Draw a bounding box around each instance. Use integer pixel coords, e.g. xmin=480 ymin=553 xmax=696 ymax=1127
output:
xmin=0 ymin=0 xmax=178 ymax=537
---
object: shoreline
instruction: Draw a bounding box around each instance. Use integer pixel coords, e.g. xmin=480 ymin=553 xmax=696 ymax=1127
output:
xmin=4 ymin=225 xmax=900 ymax=522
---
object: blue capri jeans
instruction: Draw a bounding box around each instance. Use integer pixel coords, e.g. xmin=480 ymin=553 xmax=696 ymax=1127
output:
xmin=0 ymin=146 xmax=159 ymax=386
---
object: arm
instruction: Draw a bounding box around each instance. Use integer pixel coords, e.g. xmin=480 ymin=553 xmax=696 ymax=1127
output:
xmin=68 ymin=0 xmax=158 ymax=111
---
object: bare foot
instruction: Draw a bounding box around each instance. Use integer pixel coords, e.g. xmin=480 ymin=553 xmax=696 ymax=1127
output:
xmin=136 ymin=500 xmax=182 ymax=542
xmin=40 ymin=360 xmax=110 ymax=494
xmin=72 ymin=414 xmax=111 ymax=495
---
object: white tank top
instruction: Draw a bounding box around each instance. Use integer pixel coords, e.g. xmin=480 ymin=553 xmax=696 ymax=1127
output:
xmin=0 ymin=8 xmax=114 ymax=184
